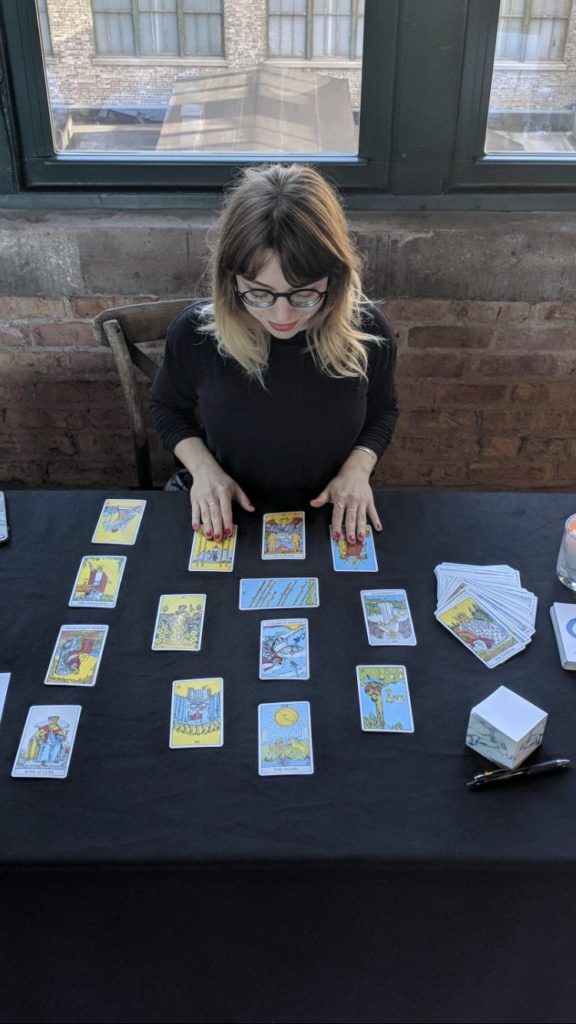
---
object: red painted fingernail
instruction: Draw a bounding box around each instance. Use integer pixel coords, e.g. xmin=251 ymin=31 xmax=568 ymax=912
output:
xmin=214 ymin=533 xmax=221 ymax=541
xmin=192 ymin=522 xmax=199 ymax=530
xmin=225 ymin=528 xmax=232 ymax=537
xmin=205 ymin=530 xmax=212 ymax=539
xmin=333 ymin=531 xmax=340 ymax=540
xmin=358 ymin=532 xmax=364 ymax=541
xmin=348 ymin=534 xmax=355 ymax=542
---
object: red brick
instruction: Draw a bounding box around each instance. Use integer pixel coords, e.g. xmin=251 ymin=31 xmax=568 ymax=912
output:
xmin=74 ymin=432 xmax=136 ymax=457
xmin=70 ymin=295 xmax=158 ymax=318
xmin=445 ymin=301 xmax=500 ymax=323
xmin=494 ymin=302 xmax=533 ymax=322
xmin=0 ymin=296 xmax=67 ymax=319
xmin=396 ymin=380 xmax=441 ymax=409
xmin=436 ymin=383 xmax=507 ymax=405
xmin=0 ymin=326 xmax=29 ymax=349
xmin=479 ymin=408 xmax=571 ymax=435
xmin=46 ymin=460 xmax=135 ymax=487
xmin=30 ymin=321 xmax=99 ymax=349
xmin=408 ymin=325 xmax=493 ymax=350
xmin=396 ymin=433 xmax=481 ymax=458
xmin=4 ymin=406 xmax=89 ymax=431
xmin=0 ymin=351 xmax=70 ymax=379
xmin=467 ymin=461 xmax=556 ymax=487
xmin=554 ymin=463 xmax=576 ymax=487
xmin=379 ymin=299 xmax=448 ymax=322
xmin=0 ymin=382 xmax=26 ymax=404
xmin=519 ymin=437 xmax=568 ymax=458
xmin=403 ymin=408 xmax=480 ymax=431
xmin=548 ymin=381 xmax=576 ymax=404
xmin=0 ymin=460 xmax=47 ymax=486
xmin=509 ymin=383 xmax=552 ymax=404
xmin=33 ymin=380 xmax=91 ymax=405
xmin=492 ymin=326 xmax=576 ymax=350
xmin=480 ymin=436 xmax=521 ymax=458
xmin=396 ymin=351 xmax=467 ymax=378
xmin=534 ymin=302 xmax=576 ymax=322
xmin=473 ymin=353 xmax=571 ymax=378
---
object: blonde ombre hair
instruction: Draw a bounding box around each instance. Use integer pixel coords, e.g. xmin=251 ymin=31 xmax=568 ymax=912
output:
xmin=199 ymin=164 xmax=381 ymax=382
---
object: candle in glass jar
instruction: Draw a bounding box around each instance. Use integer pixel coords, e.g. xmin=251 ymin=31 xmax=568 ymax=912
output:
xmin=557 ymin=514 xmax=576 ymax=591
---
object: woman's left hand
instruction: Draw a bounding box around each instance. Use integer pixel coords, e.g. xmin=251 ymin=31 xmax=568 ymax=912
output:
xmin=309 ymin=449 xmax=382 ymax=542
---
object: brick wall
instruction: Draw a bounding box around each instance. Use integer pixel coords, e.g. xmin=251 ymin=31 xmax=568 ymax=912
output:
xmin=1 ymin=281 xmax=575 ymax=492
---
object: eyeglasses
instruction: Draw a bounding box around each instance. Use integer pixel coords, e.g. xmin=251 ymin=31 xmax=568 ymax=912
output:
xmin=235 ymin=286 xmax=327 ymax=309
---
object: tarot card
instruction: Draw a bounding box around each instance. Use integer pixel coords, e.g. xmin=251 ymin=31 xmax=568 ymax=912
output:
xmin=11 ymin=705 xmax=81 ymax=779
xmin=44 ymin=625 xmax=108 ymax=687
xmin=259 ymin=619 xmax=309 ymax=680
xmin=91 ymin=498 xmax=146 ymax=546
xmin=0 ymin=672 xmax=10 ymax=725
xmin=361 ymin=589 xmax=417 ymax=646
xmin=258 ymin=701 xmax=314 ymax=776
xmin=169 ymin=678 xmax=223 ymax=748
xmin=356 ymin=665 xmax=414 ymax=733
xmin=69 ymin=554 xmax=127 ymax=609
xmin=152 ymin=594 xmax=206 ymax=651
xmin=188 ymin=526 xmax=237 ymax=572
xmin=330 ymin=526 xmax=378 ymax=572
xmin=435 ymin=589 xmax=526 ymax=668
xmin=262 ymin=512 xmax=305 ymax=560
xmin=239 ymin=577 xmax=319 ymax=610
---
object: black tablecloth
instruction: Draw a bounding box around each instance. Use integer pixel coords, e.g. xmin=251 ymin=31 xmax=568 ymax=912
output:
xmin=1 ymin=489 xmax=576 ymax=1023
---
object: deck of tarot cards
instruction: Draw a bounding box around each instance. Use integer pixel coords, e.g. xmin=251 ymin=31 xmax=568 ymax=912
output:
xmin=550 ymin=603 xmax=576 ymax=671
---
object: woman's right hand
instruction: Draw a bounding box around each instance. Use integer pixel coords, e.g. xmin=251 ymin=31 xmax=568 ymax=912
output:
xmin=189 ymin=464 xmax=255 ymax=539
xmin=174 ymin=437 xmax=255 ymax=537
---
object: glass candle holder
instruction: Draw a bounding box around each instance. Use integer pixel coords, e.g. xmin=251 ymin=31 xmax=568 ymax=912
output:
xmin=556 ymin=514 xmax=576 ymax=592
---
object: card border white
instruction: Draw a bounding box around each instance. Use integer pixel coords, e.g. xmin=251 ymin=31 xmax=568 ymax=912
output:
xmin=356 ymin=664 xmax=415 ymax=734
xmin=188 ymin=525 xmax=238 ymax=573
xmin=360 ymin=588 xmax=418 ymax=646
xmin=11 ymin=704 xmax=82 ymax=779
xmin=259 ymin=618 xmax=310 ymax=680
xmin=258 ymin=699 xmax=314 ymax=775
xmin=169 ymin=677 xmax=224 ymax=749
xmin=44 ymin=624 xmax=109 ymax=688
xmin=68 ymin=554 xmax=127 ymax=609
xmin=261 ymin=511 xmax=306 ymax=560
xmin=239 ymin=577 xmax=320 ymax=611
xmin=91 ymin=497 xmax=146 ymax=546
xmin=152 ymin=593 xmax=207 ymax=652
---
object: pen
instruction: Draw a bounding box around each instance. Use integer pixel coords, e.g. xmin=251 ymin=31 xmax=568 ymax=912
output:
xmin=467 ymin=758 xmax=570 ymax=789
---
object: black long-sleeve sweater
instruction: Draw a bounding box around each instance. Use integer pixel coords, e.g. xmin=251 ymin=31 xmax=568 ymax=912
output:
xmin=149 ymin=301 xmax=398 ymax=495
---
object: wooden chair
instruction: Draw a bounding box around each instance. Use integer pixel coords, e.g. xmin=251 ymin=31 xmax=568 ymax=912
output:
xmin=94 ymin=298 xmax=197 ymax=489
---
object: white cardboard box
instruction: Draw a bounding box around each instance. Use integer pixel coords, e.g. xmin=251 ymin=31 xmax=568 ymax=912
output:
xmin=466 ymin=685 xmax=547 ymax=768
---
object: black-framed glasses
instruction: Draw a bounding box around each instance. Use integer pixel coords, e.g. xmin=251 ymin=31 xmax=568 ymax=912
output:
xmin=235 ymin=286 xmax=327 ymax=309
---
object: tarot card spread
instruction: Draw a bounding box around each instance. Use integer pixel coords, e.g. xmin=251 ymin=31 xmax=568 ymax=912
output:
xmin=356 ymin=665 xmax=414 ymax=733
xmin=44 ymin=625 xmax=108 ymax=687
xmin=259 ymin=619 xmax=309 ymax=680
xmin=258 ymin=701 xmax=314 ymax=775
xmin=91 ymin=498 xmax=146 ymax=546
xmin=239 ymin=578 xmax=319 ymax=610
xmin=152 ymin=594 xmax=206 ymax=651
xmin=262 ymin=512 xmax=305 ymax=560
xmin=69 ymin=555 xmax=127 ymax=609
xmin=361 ymin=590 xmax=417 ymax=646
xmin=188 ymin=526 xmax=237 ymax=572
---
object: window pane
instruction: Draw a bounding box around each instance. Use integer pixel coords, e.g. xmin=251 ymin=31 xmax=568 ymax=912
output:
xmin=37 ymin=0 xmax=363 ymax=157
xmin=486 ymin=0 xmax=576 ymax=156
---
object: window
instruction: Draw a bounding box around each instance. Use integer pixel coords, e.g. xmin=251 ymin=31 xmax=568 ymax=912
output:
xmin=268 ymin=0 xmax=365 ymax=60
xmin=495 ymin=0 xmax=571 ymax=63
xmin=38 ymin=0 xmax=52 ymax=55
xmin=1 ymin=0 xmax=575 ymax=201
xmin=92 ymin=0 xmax=224 ymax=58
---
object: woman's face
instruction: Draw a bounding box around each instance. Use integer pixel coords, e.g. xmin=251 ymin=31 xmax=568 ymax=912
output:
xmin=236 ymin=251 xmax=328 ymax=340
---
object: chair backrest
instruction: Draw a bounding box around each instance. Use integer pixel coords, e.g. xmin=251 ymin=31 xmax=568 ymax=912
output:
xmin=94 ymin=298 xmax=199 ymax=489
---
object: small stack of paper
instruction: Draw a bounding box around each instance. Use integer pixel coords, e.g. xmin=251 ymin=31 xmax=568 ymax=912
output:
xmin=434 ymin=563 xmax=537 ymax=669
xmin=550 ymin=603 xmax=576 ymax=670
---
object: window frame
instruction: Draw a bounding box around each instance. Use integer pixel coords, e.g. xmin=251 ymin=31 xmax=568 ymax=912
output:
xmin=0 ymin=0 xmax=574 ymax=207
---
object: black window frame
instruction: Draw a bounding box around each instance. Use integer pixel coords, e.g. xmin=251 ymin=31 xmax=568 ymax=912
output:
xmin=0 ymin=0 xmax=574 ymax=207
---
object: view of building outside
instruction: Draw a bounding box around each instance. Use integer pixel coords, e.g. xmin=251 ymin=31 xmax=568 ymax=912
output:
xmin=35 ymin=0 xmax=576 ymax=158
xmin=486 ymin=0 xmax=576 ymax=153
xmin=38 ymin=0 xmax=365 ymax=156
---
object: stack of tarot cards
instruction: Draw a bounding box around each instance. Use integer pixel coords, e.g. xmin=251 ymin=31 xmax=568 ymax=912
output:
xmin=434 ymin=562 xmax=537 ymax=669
xmin=550 ymin=603 xmax=576 ymax=670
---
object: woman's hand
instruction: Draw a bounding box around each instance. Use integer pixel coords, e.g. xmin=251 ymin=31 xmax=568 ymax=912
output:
xmin=309 ymin=448 xmax=381 ymax=542
xmin=174 ymin=437 xmax=254 ymax=537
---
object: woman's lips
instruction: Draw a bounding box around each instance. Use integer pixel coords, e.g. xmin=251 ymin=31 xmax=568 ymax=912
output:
xmin=268 ymin=320 xmax=299 ymax=332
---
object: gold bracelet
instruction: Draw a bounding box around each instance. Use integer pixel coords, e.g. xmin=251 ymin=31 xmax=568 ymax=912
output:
xmin=352 ymin=445 xmax=377 ymax=462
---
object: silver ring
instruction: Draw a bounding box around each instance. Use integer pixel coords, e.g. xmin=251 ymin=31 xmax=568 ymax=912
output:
xmin=208 ymin=501 xmax=217 ymax=507
xmin=347 ymin=507 xmax=358 ymax=514
xmin=336 ymin=502 xmax=345 ymax=509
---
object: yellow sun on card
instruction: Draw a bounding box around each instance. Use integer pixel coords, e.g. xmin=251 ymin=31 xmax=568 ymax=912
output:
xmin=275 ymin=707 xmax=299 ymax=727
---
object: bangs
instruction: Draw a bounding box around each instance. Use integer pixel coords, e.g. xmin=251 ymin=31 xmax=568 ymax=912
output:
xmin=230 ymin=222 xmax=341 ymax=287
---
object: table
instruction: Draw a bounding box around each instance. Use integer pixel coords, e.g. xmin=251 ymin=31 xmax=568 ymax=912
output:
xmin=1 ymin=489 xmax=576 ymax=1024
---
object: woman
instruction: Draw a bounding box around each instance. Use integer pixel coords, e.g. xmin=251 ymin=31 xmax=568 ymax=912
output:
xmin=150 ymin=163 xmax=398 ymax=544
